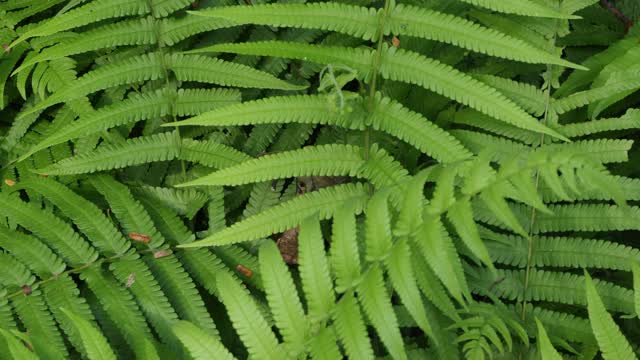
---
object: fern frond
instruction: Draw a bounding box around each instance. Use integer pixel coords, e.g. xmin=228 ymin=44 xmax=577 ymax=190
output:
xmin=559 ymin=109 xmax=640 ymax=138
xmin=134 ymin=185 xmax=207 ymax=219
xmin=13 ymin=17 xmax=157 ymax=74
xmin=456 ymin=0 xmax=578 ymax=18
xmin=357 ymin=265 xmax=407 ymax=359
xmin=145 ymin=254 xmax=217 ymax=335
xmin=201 ymin=41 xmax=567 ymax=140
xmin=21 ymin=52 xmax=165 ymax=117
xmin=552 ymin=70 xmax=640 ymax=115
xmin=634 ymin=262 xmax=640 ymax=318
xmin=89 ymin=175 xmax=165 ymax=247
xmin=526 ymin=305 xmax=594 ymax=344
xmin=216 ymin=271 xmax=282 ymax=359
xmin=173 ymin=321 xmax=236 ymax=360
xmin=385 ymin=239 xmax=436 ymax=343
xmin=330 ymin=206 xmax=362 ymax=293
xmin=334 ymin=292 xmax=374 ymax=359
xmin=10 ymin=0 xmax=151 ymax=46
xmin=180 ymin=183 xmax=369 ymax=247
xmin=10 ymin=289 xmax=68 ymax=360
xmin=535 ymin=318 xmax=564 ymax=360
xmin=369 ymin=94 xmax=472 ymax=162
xmin=14 ymin=177 xmax=130 ymax=256
xmin=0 ymin=225 xmax=66 ymax=276
xmin=177 ymin=144 xmax=363 ymax=187
xmin=160 ymin=15 xmax=236 ymax=46
xmin=42 ymin=275 xmax=96 ymax=359
xmin=193 ymin=3 xmax=582 ymax=68
xmin=484 ymin=231 xmax=640 ymax=270
xmin=180 ymin=139 xmax=251 ymax=169
xmin=259 ymin=241 xmax=307 ymax=356
xmin=475 ymin=75 xmax=546 ymax=116
xmin=37 ymin=132 xmax=181 ymax=175
xmin=0 ymin=193 xmax=98 ymax=266
xmin=169 ymin=54 xmax=306 ymax=90
xmin=448 ymin=196 xmax=495 ymax=271
xmin=166 ymin=94 xmax=365 ymax=129
xmin=60 ymin=308 xmax=117 ymax=360
xmin=298 ymin=217 xmax=335 ymax=323
xmin=474 ymin=269 xmax=634 ymax=314
xmin=365 ymin=191 xmax=393 ymax=261
xmin=81 ymin=268 xmax=157 ymax=358
xmin=584 ymin=272 xmax=638 ymax=360
xmin=309 ymin=326 xmax=342 ymax=360
xmin=0 ymin=328 xmax=39 ymax=360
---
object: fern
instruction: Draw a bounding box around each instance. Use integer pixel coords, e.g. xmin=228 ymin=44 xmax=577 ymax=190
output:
xmin=2 ymin=0 xmax=640 ymax=358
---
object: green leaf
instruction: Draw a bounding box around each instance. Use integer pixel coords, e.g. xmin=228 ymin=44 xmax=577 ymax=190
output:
xmin=333 ymin=293 xmax=375 ymax=360
xmin=447 ymin=196 xmax=495 ymax=271
xmin=299 ymin=217 xmax=335 ymax=322
xmin=259 ymin=242 xmax=307 ymax=356
xmin=0 ymin=329 xmax=39 ymax=360
xmin=60 ymin=308 xmax=117 ymax=360
xmin=216 ymin=271 xmax=281 ymax=359
xmin=357 ymin=265 xmax=407 ymax=359
xmin=179 ymin=183 xmax=369 ymax=247
xmin=535 ymin=318 xmax=563 ymax=360
xmin=584 ymin=271 xmax=638 ymax=360
xmin=633 ymin=262 xmax=640 ymax=318
xmin=173 ymin=321 xmax=236 ymax=360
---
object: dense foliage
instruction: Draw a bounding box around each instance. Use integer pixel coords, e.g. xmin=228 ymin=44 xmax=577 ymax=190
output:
xmin=0 ymin=0 xmax=639 ymax=359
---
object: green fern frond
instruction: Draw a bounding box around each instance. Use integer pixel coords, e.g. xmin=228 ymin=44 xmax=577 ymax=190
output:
xmin=173 ymin=321 xmax=236 ymax=360
xmin=13 ymin=177 xmax=130 ymax=256
xmin=475 ymin=75 xmax=546 ymax=116
xmin=134 ymin=185 xmax=208 ymax=219
xmin=584 ymin=272 xmax=638 ymax=360
xmin=201 ymin=41 xmax=567 ymax=140
xmin=0 ymin=225 xmax=66 ymax=276
xmin=330 ymin=206 xmax=362 ymax=293
xmin=81 ymin=268 xmax=157 ymax=358
xmin=298 ymin=217 xmax=335 ymax=323
xmin=333 ymin=292 xmax=374 ymax=359
xmin=216 ymin=271 xmax=282 ymax=359
xmin=10 ymin=0 xmax=151 ymax=47
xmin=357 ymin=265 xmax=407 ymax=359
xmin=169 ymin=54 xmax=306 ymax=90
xmin=0 ymin=328 xmax=39 ymax=360
xmin=60 ymin=308 xmax=117 ymax=360
xmin=160 ymin=15 xmax=236 ymax=46
xmin=559 ymin=109 xmax=640 ymax=138
xmin=37 ymin=131 xmax=181 ymax=175
xmin=369 ymin=94 xmax=472 ymax=162
xmin=180 ymin=139 xmax=251 ymax=169
xmin=89 ymin=175 xmax=165 ymax=247
xmin=456 ymin=0 xmax=578 ymax=19
xmin=0 ymin=193 xmax=98 ymax=266
xmin=484 ymin=231 xmax=640 ymax=271
xmin=365 ymin=191 xmax=393 ymax=261
xmin=385 ymin=239 xmax=436 ymax=343
xmin=177 ymin=144 xmax=363 ymax=187
xmin=20 ymin=52 xmax=165 ymax=117
xmin=13 ymin=17 xmax=158 ymax=74
xmin=552 ymin=70 xmax=640 ymax=115
xmin=191 ymin=3 xmax=380 ymax=40
xmin=259 ymin=241 xmax=307 ymax=356
xmin=192 ymin=3 xmax=582 ymax=68
xmin=165 ymin=94 xmax=365 ymax=129
xmin=180 ymin=182 xmax=369 ymax=247
xmin=526 ymin=305 xmax=594 ymax=344
xmin=475 ymin=269 xmax=634 ymax=314
xmin=633 ymin=262 xmax=640 ymax=318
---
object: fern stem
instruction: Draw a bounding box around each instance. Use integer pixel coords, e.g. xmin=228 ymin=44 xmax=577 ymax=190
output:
xmin=521 ymin=32 xmax=558 ymax=322
xmin=364 ymin=0 xmax=393 ymax=163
